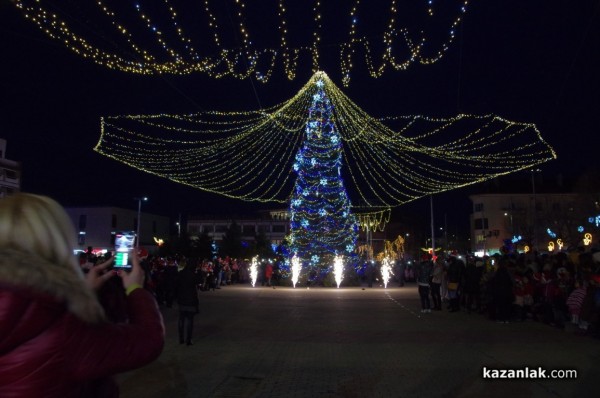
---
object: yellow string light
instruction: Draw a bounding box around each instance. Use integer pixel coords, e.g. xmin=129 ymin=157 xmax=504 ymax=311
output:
xmin=95 ymin=71 xmax=556 ymax=207
xmin=13 ymin=0 xmax=469 ymax=85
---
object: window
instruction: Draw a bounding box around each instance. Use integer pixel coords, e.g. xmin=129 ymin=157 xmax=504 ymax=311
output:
xmin=474 ymin=218 xmax=488 ymax=230
xmin=474 ymin=203 xmax=484 ymax=212
xmin=242 ymin=225 xmax=256 ymax=235
xmin=78 ymin=232 xmax=86 ymax=245
xmin=5 ymin=169 xmax=17 ymax=179
xmin=188 ymin=225 xmax=200 ymax=234
xmin=272 ymin=224 xmax=285 ymax=233
xmin=258 ymin=225 xmax=270 ymax=233
xmin=215 ymin=225 xmax=228 ymax=233
xmin=203 ymin=225 xmax=214 ymax=233
xmin=78 ymin=215 xmax=87 ymax=230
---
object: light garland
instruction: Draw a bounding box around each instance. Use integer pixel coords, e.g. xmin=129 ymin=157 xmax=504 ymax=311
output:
xmin=13 ymin=0 xmax=470 ymax=85
xmin=95 ymin=71 xmax=556 ymax=208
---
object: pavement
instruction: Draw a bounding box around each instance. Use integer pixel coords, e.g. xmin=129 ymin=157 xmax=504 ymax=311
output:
xmin=116 ymin=283 xmax=600 ymax=398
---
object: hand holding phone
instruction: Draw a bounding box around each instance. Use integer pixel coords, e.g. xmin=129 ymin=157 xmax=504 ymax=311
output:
xmin=114 ymin=231 xmax=136 ymax=271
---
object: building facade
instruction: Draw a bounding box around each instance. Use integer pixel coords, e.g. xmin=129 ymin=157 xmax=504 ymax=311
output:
xmin=0 ymin=139 xmax=21 ymax=198
xmin=65 ymin=206 xmax=171 ymax=254
xmin=469 ymin=192 xmax=589 ymax=255
xmin=186 ymin=210 xmax=290 ymax=246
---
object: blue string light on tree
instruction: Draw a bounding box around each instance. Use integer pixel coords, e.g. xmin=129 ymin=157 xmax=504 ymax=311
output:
xmin=289 ymin=79 xmax=358 ymax=280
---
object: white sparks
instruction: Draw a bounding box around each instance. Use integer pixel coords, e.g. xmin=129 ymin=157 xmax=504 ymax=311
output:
xmin=250 ymin=256 xmax=259 ymax=287
xmin=291 ymin=255 xmax=301 ymax=288
xmin=382 ymin=257 xmax=394 ymax=288
xmin=333 ymin=255 xmax=344 ymax=288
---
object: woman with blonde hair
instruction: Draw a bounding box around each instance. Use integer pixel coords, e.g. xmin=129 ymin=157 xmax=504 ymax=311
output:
xmin=0 ymin=193 xmax=164 ymax=397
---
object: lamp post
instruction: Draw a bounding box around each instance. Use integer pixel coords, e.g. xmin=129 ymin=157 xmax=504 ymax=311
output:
xmin=134 ymin=197 xmax=148 ymax=248
xmin=504 ymin=212 xmax=513 ymax=235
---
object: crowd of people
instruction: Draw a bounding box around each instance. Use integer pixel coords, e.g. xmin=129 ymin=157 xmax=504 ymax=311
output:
xmin=412 ymin=250 xmax=600 ymax=337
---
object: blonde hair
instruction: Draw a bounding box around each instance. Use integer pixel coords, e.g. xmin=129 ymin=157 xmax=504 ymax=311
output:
xmin=0 ymin=193 xmax=81 ymax=276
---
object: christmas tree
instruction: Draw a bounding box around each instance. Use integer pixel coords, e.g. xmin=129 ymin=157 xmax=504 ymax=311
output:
xmin=289 ymin=78 xmax=358 ymax=277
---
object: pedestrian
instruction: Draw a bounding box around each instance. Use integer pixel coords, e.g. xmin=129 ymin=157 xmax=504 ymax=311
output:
xmin=430 ymin=258 xmax=445 ymax=310
xmin=0 ymin=193 xmax=164 ymax=397
xmin=463 ymin=257 xmax=483 ymax=313
xmin=265 ymin=262 xmax=274 ymax=287
xmin=415 ymin=255 xmax=433 ymax=313
xmin=176 ymin=260 xmax=201 ymax=346
xmin=491 ymin=261 xmax=514 ymax=323
xmin=446 ymin=256 xmax=465 ymax=312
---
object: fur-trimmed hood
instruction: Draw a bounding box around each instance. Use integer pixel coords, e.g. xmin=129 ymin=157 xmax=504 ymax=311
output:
xmin=0 ymin=248 xmax=105 ymax=324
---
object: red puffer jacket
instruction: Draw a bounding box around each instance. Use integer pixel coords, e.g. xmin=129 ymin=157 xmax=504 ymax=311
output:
xmin=0 ymin=250 xmax=165 ymax=398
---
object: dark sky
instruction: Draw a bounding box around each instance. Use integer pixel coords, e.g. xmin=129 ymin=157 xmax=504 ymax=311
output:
xmin=1 ymin=0 xmax=599 ymax=238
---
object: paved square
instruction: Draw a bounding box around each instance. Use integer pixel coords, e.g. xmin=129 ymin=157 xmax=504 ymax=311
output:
xmin=117 ymin=285 xmax=599 ymax=397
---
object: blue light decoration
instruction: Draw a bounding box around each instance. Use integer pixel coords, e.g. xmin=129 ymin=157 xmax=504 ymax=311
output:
xmin=547 ymin=228 xmax=557 ymax=238
xmin=289 ymin=79 xmax=358 ymax=280
xmin=578 ymin=226 xmax=585 ymax=233
xmin=511 ymin=235 xmax=522 ymax=244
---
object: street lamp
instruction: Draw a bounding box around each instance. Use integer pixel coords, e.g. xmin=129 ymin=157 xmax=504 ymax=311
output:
xmin=176 ymin=222 xmax=181 ymax=238
xmin=134 ymin=197 xmax=148 ymax=248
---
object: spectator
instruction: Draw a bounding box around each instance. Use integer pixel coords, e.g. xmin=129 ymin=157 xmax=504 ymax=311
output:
xmin=265 ymin=262 xmax=274 ymax=287
xmin=491 ymin=261 xmax=514 ymax=323
xmin=0 ymin=193 xmax=164 ymax=397
xmin=415 ymin=256 xmax=433 ymax=313
xmin=176 ymin=260 xmax=201 ymax=346
xmin=430 ymin=258 xmax=445 ymax=311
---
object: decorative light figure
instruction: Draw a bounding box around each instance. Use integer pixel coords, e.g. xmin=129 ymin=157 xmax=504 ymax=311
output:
xmin=333 ymin=255 xmax=344 ymax=288
xmin=250 ymin=256 xmax=259 ymax=287
xmin=381 ymin=256 xmax=394 ymax=288
xmin=584 ymin=233 xmax=592 ymax=246
xmin=557 ymin=239 xmax=563 ymax=250
xmin=96 ymin=71 xmax=555 ymax=210
xmin=524 ymin=245 xmax=530 ymax=253
xmin=291 ymin=255 xmax=302 ymax=288
xmin=548 ymin=241 xmax=555 ymax=252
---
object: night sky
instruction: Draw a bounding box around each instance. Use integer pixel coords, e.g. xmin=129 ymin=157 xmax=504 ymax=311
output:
xmin=1 ymin=0 xmax=599 ymax=238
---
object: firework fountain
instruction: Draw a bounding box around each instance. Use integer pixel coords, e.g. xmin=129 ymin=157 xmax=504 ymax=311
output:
xmin=333 ymin=255 xmax=344 ymax=288
xmin=291 ymin=255 xmax=301 ymax=288
xmin=381 ymin=257 xmax=394 ymax=288
xmin=250 ymin=256 xmax=259 ymax=287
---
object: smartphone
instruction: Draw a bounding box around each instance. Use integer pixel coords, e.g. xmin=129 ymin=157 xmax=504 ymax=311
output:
xmin=114 ymin=231 xmax=136 ymax=271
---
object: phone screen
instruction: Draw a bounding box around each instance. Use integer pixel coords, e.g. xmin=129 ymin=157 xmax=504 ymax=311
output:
xmin=114 ymin=231 xmax=135 ymax=270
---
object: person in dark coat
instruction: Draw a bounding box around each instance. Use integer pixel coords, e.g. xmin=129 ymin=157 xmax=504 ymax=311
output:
xmin=446 ymin=257 xmax=465 ymax=312
xmin=492 ymin=262 xmax=514 ymax=323
xmin=463 ymin=258 xmax=483 ymax=313
xmin=176 ymin=260 xmax=201 ymax=345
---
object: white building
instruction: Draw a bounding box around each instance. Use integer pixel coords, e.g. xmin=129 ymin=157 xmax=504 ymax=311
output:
xmin=187 ymin=210 xmax=290 ymax=245
xmin=65 ymin=206 xmax=171 ymax=254
xmin=469 ymin=192 xmax=584 ymax=255
xmin=0 ymin=139 xmax=21 ymax=198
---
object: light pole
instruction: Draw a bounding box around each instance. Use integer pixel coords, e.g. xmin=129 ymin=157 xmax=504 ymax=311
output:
xmin=530 ymin=169 xmax=541 ymax=251
xmin=134 ymin=197 xmax=148 ymax=248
